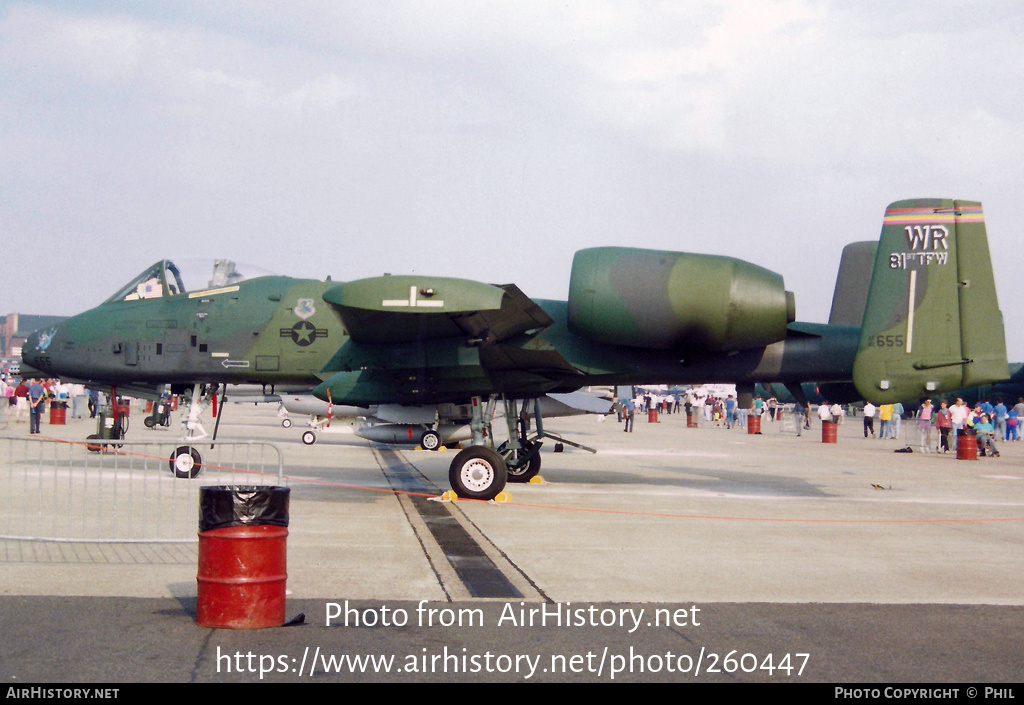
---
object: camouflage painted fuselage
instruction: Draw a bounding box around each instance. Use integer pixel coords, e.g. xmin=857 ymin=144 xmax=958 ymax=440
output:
xmin=23 ymin=270 xmax=857 ymax=405
xmin=22 ymin=198 xmax=1008 ymax=407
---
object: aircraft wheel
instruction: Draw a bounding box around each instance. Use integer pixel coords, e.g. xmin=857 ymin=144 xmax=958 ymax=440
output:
xmin=301 ymin=430 xmax=317 ymax=445
xmin=506 ymin=454 xmax=541 ymax=482
xmin=498 ymin=440 xmax=542 ymax=482
xmin=169 ymin=445 xmax=202 ymax=479
xmin=448 ymin=446 xmax=507 ymax=501
xmin=420 ymin=430 xmax=441 ymax=451
xmin=282 ymin=418 xmax=292 ymax=428
xmin=85 ymin=434 xmax=102 ymax=453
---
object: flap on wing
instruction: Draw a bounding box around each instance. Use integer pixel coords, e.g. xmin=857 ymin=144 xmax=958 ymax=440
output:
xmin=465 ymin=284 xmax=554 ymax=343
xmin=323 ymin=276 xmax=552 ymax=344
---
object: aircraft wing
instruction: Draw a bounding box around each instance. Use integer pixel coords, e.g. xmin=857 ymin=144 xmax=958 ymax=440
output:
xmin=316 ymin=276 xmax=581 ymax=405
xmin=322 ymin=277 xmax=553 ymax=345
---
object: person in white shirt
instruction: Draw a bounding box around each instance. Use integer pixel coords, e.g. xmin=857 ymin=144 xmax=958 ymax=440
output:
xmin=817 ymin=402 xmax=832 ymax=424
xmin=949 ymin=397 xmax=970 ymax=451
xmin=863 ymin=402 xmax=876 ymax=438
xmin=830 ymin=402 xmax=844 ymax=424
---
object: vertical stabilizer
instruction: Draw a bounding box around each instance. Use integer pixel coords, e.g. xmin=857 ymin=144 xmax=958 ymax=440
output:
xmin=828 ymin=242 xmax=877 ymax=327
xmin=852 ymin=199 xmax=1008 ymax=403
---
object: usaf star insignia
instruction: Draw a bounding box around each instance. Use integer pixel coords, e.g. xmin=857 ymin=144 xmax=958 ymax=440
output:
xmin=280 ymin=320 xmax=328 ymax=347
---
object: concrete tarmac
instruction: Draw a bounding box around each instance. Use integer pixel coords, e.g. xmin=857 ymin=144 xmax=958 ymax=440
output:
xmin=1 ymin=404 xmax=1022 ymax=683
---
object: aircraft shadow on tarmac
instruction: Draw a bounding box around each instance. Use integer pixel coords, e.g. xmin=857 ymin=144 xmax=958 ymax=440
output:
xmin=532 ymin=465 xmax=832 ymax=498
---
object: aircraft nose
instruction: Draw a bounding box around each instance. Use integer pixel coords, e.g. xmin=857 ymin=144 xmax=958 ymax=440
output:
xmin=21 ymin=326 xmax=56 ymax=371
xmin=22 ymin=330 xmax=41 ymax=365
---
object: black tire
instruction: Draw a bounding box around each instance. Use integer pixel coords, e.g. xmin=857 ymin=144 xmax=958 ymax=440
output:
xmin=169 ymin=445 xmax=202 ymax=478
xmin=498 ymin=440 xmax=542 ymax=482
xmin=420 ymin=430 xmax=441 ymax=451
xmin=85 ymin=434 xmax=102 ymax=453
xmin=301 ymin=430 xmax=316 ymax=445
xmin=282 ymin=418 xmax=292 ymax=428
xmin=144 ymin=416 xmax=156 ymax=428
xmin=448 ymin=446 xmax=508 ymax=500
xmin=506 ymin=454 xmax=541 ymax=482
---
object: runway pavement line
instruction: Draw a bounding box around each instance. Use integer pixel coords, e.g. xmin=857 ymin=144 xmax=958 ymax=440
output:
xmin=372 ymin=447 xmax=545 ymax=601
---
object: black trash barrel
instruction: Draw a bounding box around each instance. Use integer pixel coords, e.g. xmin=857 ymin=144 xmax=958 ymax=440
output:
xmin=196 ymin=486 xmax=290 ymax=629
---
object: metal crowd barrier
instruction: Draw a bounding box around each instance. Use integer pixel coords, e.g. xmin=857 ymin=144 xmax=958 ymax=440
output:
xmin=0 ymin=436 xmax=284 ymax=544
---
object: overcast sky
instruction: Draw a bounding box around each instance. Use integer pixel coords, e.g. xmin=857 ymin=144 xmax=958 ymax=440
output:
xmin=3 ymin=1 xmax=1023 ymax=359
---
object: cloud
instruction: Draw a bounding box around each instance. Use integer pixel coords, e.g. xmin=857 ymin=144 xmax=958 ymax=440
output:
xmin=2 ymin=1 xmax=1023 ymax=357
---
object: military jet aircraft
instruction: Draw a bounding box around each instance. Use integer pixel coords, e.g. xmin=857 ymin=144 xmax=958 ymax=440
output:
xmin=22 ymin=199 xmax=1009 ymax=499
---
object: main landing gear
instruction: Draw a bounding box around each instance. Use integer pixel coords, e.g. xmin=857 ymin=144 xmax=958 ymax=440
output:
xmin=445 ymin=395 xmax=599 ymax=500
xmin=444 ymin=396 xmax=509 ymax=500
xmin=497 ymin=398 xmax=543 ymax=483
xmin=448 ymin=445 xmax=507 ymax=501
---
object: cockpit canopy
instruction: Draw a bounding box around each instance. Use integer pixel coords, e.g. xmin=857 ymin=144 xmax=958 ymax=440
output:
xmin=104 ymin=260 xmax=276 ymax=303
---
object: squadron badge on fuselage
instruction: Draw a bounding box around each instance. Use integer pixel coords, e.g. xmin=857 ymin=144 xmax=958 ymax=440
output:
xmin=294 ymin=298 xmax=316 ymax=319
xmin=36 ymin=327 xmax=57 ymax=352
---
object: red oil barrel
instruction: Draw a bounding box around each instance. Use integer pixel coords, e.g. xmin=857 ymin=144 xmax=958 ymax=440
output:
xmin=48 ymin=402 xmax=66 ymax=425
xmin=821 ymin=421 xmax=837 ymax=443
xmin=197 ymin=524 xmax=288 ymax=629
xmin=747 ymin=415 xmax=761 ymax=435
xmin=196 ymin=486 xmax=290 ymax=629
xmin=956 ymin=434 xmax=978 ymax=461
xmin=648 ymin=409 xmax=659 ymax=423
xmin=686 ymin=414 xmax=697 ymax=428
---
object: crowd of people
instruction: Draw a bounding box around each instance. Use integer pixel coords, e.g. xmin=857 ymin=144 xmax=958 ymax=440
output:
xmin=861 ymin=395 xmax=1021 ymax=457
xmin=614 ymin=389 xmax=788 ymax=432
xmin=927 ymin=396 xmax=1022 ymax=457
xmin=0 ymin=375 xmax=98 ymax=434
xmin=612 ymin=386 xmax=1022 ymax=461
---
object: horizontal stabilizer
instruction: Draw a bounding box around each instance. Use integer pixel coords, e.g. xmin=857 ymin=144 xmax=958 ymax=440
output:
xmin=852 ymin=199 xmax=1008 ymax=403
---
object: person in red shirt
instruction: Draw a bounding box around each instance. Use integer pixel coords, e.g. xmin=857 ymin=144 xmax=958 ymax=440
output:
xmin=14 ymin=380 xmax=29 ymax=423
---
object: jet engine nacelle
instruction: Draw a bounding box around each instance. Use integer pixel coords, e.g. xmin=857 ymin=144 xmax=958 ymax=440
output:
xmin=567 ymin=247 xmax=795 ymax=351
